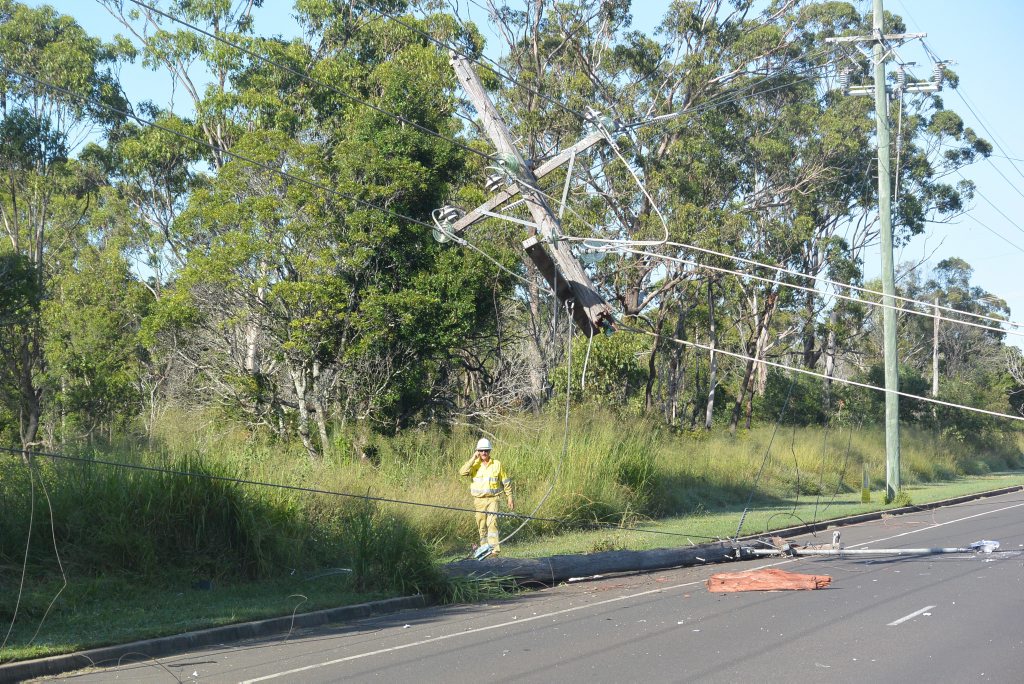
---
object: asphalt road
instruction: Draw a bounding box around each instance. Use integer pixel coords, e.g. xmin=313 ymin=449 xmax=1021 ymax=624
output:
xmin=45 ymin=492 xmax=1024 ymax=684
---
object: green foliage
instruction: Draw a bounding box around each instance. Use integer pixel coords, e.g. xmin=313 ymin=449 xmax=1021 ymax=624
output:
xmin=892 ymin=490 xmax=913 ymax=507
xmin=0 ymin=451 xmax=442 ymax=600
xmin=552 ymin=332 xmax=651 ymax=409
xmin=43 ymin=248 xmax=150 ymax=438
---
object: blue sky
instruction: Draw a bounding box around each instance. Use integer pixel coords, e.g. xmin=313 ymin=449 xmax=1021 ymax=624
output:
xmin=42 ymin=1 xmax=1024 ymax=348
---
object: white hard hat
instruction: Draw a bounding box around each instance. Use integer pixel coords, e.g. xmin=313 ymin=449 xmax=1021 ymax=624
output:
xmin=475 ymin=438 xmax=492 ymax=451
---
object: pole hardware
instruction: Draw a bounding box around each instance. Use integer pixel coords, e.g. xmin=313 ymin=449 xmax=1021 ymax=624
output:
xmin=585 ymin=106 xmax=619 ymax=134
xmin=447 ymin=51 xmax=615 ymax=336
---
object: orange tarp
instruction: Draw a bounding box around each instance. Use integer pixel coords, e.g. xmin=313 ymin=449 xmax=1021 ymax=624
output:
xmin=706 ymin=568 xmax=832 ymax=593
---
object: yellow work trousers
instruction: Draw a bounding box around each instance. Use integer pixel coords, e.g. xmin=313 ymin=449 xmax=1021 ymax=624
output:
xmin=473 ymin=496 xmax=500 ymax=552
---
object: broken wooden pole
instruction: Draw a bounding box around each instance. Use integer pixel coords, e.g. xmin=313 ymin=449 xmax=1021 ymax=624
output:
xmin=443 ymin=542 xmax=742 ymax=584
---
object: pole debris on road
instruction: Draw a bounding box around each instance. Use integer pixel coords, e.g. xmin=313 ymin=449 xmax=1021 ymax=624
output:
xmin=706 ymin=568 xmax=832 ymax=593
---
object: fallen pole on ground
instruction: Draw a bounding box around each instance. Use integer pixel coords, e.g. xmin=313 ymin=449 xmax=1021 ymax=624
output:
xmin=443 ymin=542 xmax=744 ymax=583
xmin=746 ymin=534 xmax=1002 ymax=559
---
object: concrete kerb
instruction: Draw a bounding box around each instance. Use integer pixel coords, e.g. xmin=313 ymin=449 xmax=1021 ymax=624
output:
xmin=0 ymin=595 xmax=427 ymax=683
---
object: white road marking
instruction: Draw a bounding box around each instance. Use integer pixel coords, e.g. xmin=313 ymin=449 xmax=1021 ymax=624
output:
xmin=846 ymin=501 xmax=1024 ymax=549
xmin=888 ymin=605 xmax=936 ymax=626
xmin=241 ymin=497 xmax=1024 ymax=682
xmin=240 ymin=576 xmax=712 ymax=682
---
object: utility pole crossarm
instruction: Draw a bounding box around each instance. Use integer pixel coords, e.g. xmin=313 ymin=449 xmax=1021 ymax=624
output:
xmin=449 ymin=51 xmax=613 ymax=336
xmin=448 ymin=131 xmax=605 ymax=236
xmin=825 ymin=32 xmax=927 ymax=44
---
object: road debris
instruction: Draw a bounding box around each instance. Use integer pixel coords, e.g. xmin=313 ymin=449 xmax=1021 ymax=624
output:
xmin=706 ymin=568 xmax=832 ymax=593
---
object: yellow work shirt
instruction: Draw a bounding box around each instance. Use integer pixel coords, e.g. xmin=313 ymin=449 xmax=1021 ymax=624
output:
xmin=459 ymin=457 xmax=512 ymax=498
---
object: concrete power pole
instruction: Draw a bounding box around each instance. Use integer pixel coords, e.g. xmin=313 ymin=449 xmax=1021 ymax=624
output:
xmin=827 ymin=0 xmax=940 ymax=502
xmin=872 ymin=0 xmax=901 ymax=503
xmin=448 ymin=52 xmax=613 ymax=337
xmin=932 ymin=296 xmax=940 ymax=398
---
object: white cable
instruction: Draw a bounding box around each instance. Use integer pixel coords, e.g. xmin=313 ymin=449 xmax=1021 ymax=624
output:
xmin=622 ymin=325 xmax=1024 ymax=424
xmin=567 ymin=236 xmax=1023 ymax=332
xmin=581 ymin=328 xmax=595 ymax=391
xmin=431 ymin=221 xmax=553 ymax=295
xmin=593 ymin=121 xmax=670 ymax=246
xmin=613 ymin=246 xmax=1023 ymax=339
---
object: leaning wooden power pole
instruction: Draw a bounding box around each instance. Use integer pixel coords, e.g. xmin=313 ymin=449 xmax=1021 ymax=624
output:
xmin=827 ymin=0 xmax=939 ymax=502
xmin=448 ymin=52 xmax=614 ymax=337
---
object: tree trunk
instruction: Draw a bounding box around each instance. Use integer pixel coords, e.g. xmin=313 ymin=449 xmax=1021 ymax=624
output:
xmin=645 ymin=313 xmax=664 ymax=411
xmin=18 ymin=335 xmax=42 ymax=449
xmin=290 ymin=365 xmax=320 ymax=459
xmin=823 ymin=308 xmax=838 ymax=413
xmin=312 ymin=362 xmax=331 ymax=459
xmin=665 ymin=308 xmax=687 ymax=427
xmin=730 ymin=357 xmax=755 ymax=433
xmin=802 ymin=290 xmax=819 ymax=369
xmin=524 ymin=275 xmax=548 ymax=412
xmin=705 ymin=281 xmax=718 ymax=430
xmin=730 ymin=290 xmax=779 ymax=431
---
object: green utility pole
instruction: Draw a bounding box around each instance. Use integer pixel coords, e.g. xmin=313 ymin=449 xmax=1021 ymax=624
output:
xmin=872 ymin=0 xmax=901 ymax=502
xmin=827 ymin=3 xmax=941 ymax=502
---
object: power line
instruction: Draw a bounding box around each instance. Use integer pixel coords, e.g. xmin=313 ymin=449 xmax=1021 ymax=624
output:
xmin=983 ymin=157 xmax=1024 ymax=204
xmin=952 ymin=86 xmax=1024 ymax=184
xmin=375 ymin=2 xmax=840 ymax=140
xmin=3 ymin=64 xmax=541 ymax=292
xmin=621 ymin=324 xmax=1024 ymax=425
xmin=991 ymin=153 xmax=1024 ymax=164
xmin=631 ymin=47 xmax=841 ymax=131
xmin=963 ymin=214 xmax=1024 ymax=256
xmin=120 ymin=0 xmax=496 ymax=164
xmin=566 ymin=236 xmax=1023 ymax=333
xmin=957 ymin=170 xmax=1024 ymax=237
xmin=370 ymin=6 xmax=594 ymax=126
xmin=612 ymin=245 xmax=1024 ymax=339
xmin=0 ymin=446 xmax=721 ymax=542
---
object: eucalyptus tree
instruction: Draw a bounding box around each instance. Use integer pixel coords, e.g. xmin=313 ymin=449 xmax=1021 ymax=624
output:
xmin=455 ymin=0 xmax=811 ymax=421
xmin=0 ymin=0 xmax=129 ymax=446
xmin=119 ymin=4 xmax=509 ymax=454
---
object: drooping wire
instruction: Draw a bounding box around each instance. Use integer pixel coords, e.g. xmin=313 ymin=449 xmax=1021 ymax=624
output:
xmin=25 ymin=458 xmax=68 ymax=647
xmin=498 ymin=301 xmax=576 ymax=547
xmin=815 ymin=418 xmax=861 ymax=521
xmin=0 ymin=456 xmax=34 ymax=653
xmin=0 ymin=446 xmax=721 ymax=542
xmin=618 ymin=323 xmax=1024 ymax=425
xmin=734 ymin=372 xmax=798 ymax=540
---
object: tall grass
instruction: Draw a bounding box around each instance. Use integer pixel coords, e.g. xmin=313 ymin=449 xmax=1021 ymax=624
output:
xmin=3 ymin=406 xmax=1021 ymax=606
xmin=0 ymin=450 xmax=442 ymax=628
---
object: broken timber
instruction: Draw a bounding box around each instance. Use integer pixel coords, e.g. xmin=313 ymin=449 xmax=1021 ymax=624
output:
xmin=446 ymin=131 xmax=605 ymax=237
xmin=449 ymin=52 xmax=613 ymax=337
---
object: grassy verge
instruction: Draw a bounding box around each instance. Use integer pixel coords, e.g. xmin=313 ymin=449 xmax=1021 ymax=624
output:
xmin=505 ymin=472 xmax=1024 ymax=557
xmin=4 ymin=472 xmax=1021 ymax=663
xmin=0 ymin=575 xmax=386 ymax=662
xmin=2 ymin=410 xmax=1022 ymax=663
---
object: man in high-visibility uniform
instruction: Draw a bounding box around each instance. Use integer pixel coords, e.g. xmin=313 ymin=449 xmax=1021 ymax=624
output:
xmin=459 ymin=438 xmax=514 ymax=555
